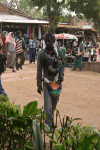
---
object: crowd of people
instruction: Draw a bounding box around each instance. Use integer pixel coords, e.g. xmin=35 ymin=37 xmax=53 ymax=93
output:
xmin=0 ymin=30 xmax=42 ymax=97
xmin=0 ymin=32 xmax=65 ymax=132
xmin=1 ymin=31 xmax=100 ymax=132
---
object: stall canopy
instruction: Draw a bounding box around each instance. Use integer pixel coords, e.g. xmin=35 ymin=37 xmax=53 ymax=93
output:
xmin=54 ymin=33 xmax=78 ymax=46
xmin=54 ymin=33 xmax=77 ymax=39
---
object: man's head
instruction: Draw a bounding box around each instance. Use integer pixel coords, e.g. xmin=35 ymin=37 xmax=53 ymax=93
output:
xmin=86 ymin=36 xmax=91 ymax=42
xmin=23 ymin=34 xmax=26 ymax=39
xmin=16 ymin=31 xmax=22 ymax=38
xmin=31 ymin=33 xmax=34 ymax=39
xmin=45 ymin=34 xmax=55 ymax=50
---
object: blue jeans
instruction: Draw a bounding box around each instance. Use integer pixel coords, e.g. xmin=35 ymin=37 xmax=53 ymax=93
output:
xmin=44 ymin=83 xmax=59 ymax=127
xmin=0 ymin=73 xmax=8 ymax=97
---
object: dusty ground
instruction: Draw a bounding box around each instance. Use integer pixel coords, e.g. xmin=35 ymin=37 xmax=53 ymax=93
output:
xmin=1 ymin=60 xmax=100 ymax=129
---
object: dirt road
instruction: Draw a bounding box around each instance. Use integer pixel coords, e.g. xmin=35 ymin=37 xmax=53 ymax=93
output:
xmin=1 ymin=60 xmax=100 ymax=129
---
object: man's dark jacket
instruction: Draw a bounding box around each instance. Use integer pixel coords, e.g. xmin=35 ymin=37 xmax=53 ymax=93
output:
xmin=37 ymin=49 xmax=64 ymax=86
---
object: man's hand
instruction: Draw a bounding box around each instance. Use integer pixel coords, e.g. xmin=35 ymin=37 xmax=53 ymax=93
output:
xmin=37 ymin=85 xmax=42 ymax=94
xmin=81 ymin=52 xmax=84 ymax=56
xmin=58 ymin=76 xmax=64 ymax=83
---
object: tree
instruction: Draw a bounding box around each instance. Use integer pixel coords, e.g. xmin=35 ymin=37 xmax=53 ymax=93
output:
xmin=27 ymin=0 xmax=66 ymax=33
xmin=0 ymin=0 xmax=44 ymax=19
xmin=67 ymin=0 xmax=100 ymax=31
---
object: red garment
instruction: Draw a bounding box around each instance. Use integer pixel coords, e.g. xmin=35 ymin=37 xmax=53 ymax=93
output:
xmin=2 ymin=37 xmax=6 ymax=48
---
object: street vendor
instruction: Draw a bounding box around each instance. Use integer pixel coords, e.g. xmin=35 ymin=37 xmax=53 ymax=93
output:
xmin=37 ymin=33 xmax=64 ymax=131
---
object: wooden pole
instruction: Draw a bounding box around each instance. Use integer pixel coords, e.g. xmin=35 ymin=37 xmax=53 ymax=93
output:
xmin=1 ymin=23 xmax=2 ymax=34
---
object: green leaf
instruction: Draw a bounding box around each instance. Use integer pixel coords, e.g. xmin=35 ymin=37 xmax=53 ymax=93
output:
xmin=61 ymin=144 xmax=65 ymax=150
xmin=54 ymin=144 xmax=62 ymax=149
xmin=55 ymin=130 xmax=60 ymax=140
xmin=70 ymin=118 xmax=82 ymax=123
xmin=78 ymin=134 xmax=98 ymax=150
xmin=50 ymin=139 xmax=58 ymax=144
xmin=26 ymin=142 xmax=34 ymax=149
xmin=22 ymin=101 xmax=38 ymax=117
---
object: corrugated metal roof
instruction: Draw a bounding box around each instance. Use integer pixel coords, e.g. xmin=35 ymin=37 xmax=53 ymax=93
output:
xmin=0 ymin=15 xmax=29 ymax=20
xmin=0 ymin=15 xmax=49 ymax=24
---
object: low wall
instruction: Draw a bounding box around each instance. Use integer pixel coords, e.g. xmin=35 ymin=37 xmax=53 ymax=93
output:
xmin=82 ymin=62 xmax=100 ymax=73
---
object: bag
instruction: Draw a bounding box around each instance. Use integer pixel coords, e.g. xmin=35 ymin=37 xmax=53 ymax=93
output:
xmin=46 ymin=81 xmax=62 ymax=97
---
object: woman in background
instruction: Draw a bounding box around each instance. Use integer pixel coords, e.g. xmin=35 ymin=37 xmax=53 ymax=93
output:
xmin=5 ymin=32 xmax=16 ymax=72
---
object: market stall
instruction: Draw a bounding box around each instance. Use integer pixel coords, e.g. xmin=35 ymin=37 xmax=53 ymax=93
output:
xmin=54 ymin=33 xmax=77 ymax=66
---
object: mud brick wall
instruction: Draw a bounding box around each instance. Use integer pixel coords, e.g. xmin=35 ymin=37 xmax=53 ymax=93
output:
xmin=82 ymin=62 xmax=100 ymax=73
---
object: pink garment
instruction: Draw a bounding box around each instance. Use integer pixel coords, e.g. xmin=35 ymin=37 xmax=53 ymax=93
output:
xmin=5 ymin=32 xmax=16 ymax=48
xmin=96 ymin=48 xmax=100 ymax=62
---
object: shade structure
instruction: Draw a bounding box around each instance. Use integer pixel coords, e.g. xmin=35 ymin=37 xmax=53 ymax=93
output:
xmin=54 ymin=33 xmax=78 ymax=46
xmin=54 ymin=33 xmax=78 ymax=40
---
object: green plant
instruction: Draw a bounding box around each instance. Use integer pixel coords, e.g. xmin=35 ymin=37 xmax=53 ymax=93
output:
xmin=48 ymin=117 xmax=100 ymax=150
xmin=0 ymin=95 xmax=42 ymax=150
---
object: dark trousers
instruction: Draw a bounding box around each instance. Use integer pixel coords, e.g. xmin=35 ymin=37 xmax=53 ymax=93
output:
xmin=16 ymin=51 xmax=25 ymax=69
xmin=83 ymin=57 xmax=89 ymax=62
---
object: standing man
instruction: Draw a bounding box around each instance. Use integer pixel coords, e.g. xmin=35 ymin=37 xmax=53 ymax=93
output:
xmin=37 ymin=34 xmax=64 ymax=130
xmin=15 ymin=31 xmax=26 ymax=70
xmin=29 ymin=33 xmax=37 ymax=64
xmin=72 ymin=37 xmax=85 ymax=71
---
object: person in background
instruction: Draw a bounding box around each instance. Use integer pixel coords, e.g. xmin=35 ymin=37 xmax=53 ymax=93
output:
xmin=83 ymin=49 xmax=89 ymax=62
xmin=0 ymin=48 xmax=8 ymax=97
xmin=5 ymin=32 xmax=16 ymax=72
xmin=86 ymin=36 xmax=93 ymax=61
xmin=72 ymin=37 xmax=85 ymax=71
xmin=15 ymin=31 xmax=26 ymax=70
xmin=37 ymin=34 xmax=64 ymax=131
xmin=2 ymin=31 xmax=6 ymax=56
xmin=29 ymin=33 xmax=37 ymax=64
xmin=23 ymin=34 xmax=29 ymax=56
xmin=0 ymin=34 xmax=3 ymax=51
xmin=96 ymin=42 xmax=100 ymax=62
xmin=60 ymin=47 xmax=67 ymax=67
xmin=41 ymin=37 xmax=46 ymax=50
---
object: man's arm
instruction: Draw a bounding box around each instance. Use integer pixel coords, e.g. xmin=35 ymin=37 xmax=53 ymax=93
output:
xmin=37 ymin=52 xmax=43 ymax=85
xmin=59 ymin=51 xmax=64 ymax=82
xmin=37 ymin=52 xmax=43 ymax=94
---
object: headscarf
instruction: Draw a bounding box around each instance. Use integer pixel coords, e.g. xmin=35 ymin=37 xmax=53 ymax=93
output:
xmin=6 ymin=32 xmax=16 ymax=48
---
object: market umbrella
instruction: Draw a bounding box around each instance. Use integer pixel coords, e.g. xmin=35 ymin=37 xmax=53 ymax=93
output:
xmin=54 ymin=33 xmax=78 ymax=46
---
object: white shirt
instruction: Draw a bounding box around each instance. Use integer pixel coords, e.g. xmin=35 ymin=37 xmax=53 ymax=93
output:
xmin=83 ymin=51 xmax=89 ymax=58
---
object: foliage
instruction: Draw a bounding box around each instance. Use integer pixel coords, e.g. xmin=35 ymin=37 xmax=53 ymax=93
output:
xmin=28 ymin=0 xmax=67 ymax=33
xmin=60 ymin=14 xmax=72 ymax=23
xmin=48 ymin=122 xmax=100 ymax=149
xmin=0 ymin=94 xmax=42 ymax=150
xmin=0 ymin=0 xmax=44 ymax=19
xmin=0 ymin=94 xmax=100 ymax=150
xmin=67 ymin=0 xmax=100 ymax=31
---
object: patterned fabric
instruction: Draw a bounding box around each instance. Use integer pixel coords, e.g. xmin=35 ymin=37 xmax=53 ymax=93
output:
xmin=60 ymin=47 xmax=67 ymax=67
xmin=45 ymin=51 xmax=62 ymax=74
xmin=29 ymin=39 xmax=36 ymax=49
xmin=15 ymin=36 xmax=25 ymax=54
xmin=46 ymin=81 xmax=62 ymax=97
xmin=15 ymin=38 xmax=23 ymax=54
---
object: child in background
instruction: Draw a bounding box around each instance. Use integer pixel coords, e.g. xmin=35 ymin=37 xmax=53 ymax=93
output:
xmin=0 ymin=48 xmax=8 ymax=97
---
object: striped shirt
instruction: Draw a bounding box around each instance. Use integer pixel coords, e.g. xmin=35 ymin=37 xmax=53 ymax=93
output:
xmin=15 ymin=38 xmax=23 ymax=54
